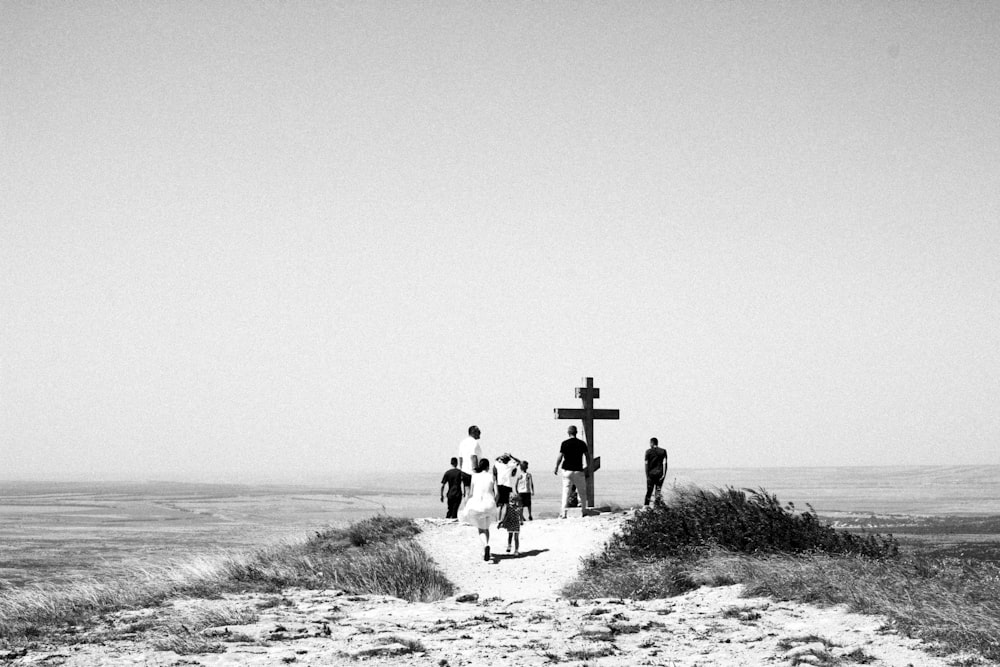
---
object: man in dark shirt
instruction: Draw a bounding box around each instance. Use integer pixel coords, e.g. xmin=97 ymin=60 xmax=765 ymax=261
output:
xmin=554 ymin=425 xmax=591 ymax=516
xmin=440 ymin=457 xmax=464 ymax=519
xmin=644 ymin=437 xmax=667 ymax=506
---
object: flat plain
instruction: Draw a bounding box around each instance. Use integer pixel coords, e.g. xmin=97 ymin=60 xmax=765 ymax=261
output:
xmin=0 ymin=482 xmax=398 ymax=588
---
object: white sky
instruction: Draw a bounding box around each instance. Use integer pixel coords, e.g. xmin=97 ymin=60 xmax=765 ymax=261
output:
xmin=2 ymin=2 xmax=998 ymax=482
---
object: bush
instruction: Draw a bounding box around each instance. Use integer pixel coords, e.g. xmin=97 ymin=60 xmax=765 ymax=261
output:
xmin=611 ymin=486 xmax=898 ymax=559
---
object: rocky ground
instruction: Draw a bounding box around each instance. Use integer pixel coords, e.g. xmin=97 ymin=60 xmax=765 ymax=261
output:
xmin=3 ymin=513 xmax=985 ymax=666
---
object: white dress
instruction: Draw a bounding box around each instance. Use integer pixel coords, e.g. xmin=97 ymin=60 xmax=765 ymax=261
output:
xmin=459 ymin=471 xmax=497 ymax=529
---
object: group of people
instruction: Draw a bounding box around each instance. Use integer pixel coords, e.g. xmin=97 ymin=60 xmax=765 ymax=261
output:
xmin=439 ymin=425 xmax=535 ymax=561
xmin=439 ymin=424 xmax=670 ymax=563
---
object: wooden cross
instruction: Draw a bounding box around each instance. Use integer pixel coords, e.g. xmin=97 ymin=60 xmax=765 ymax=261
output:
xmin=554 ymin=376 xmax=620 ymax=507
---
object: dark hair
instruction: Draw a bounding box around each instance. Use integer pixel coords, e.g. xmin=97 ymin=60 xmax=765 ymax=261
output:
xmin=450 ymin=457 xmax=458 ymax=466
xmin=476 ymin=459 xmax=490 ymax=473
xmin=650 ymin=437 xmax=658 ymax=446
xmin=468 ymin=425 xmax=478 ymax=435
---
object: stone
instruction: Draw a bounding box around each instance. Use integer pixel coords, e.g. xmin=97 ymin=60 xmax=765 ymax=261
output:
xmin=784 ymin=642 xmax=830 ymax=660
xmin=578 ymin=624 xmax=614 ymax=640
xmin=344 ymin=642 xmax=414 ymax=658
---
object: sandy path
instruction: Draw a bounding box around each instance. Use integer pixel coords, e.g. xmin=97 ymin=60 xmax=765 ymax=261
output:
xmin=414 ymin=513 xmax=626 ymax=600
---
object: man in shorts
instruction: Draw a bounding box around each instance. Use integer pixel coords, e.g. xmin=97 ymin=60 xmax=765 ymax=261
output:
xmin=493 ymin=453 xmax=521 ymax=507
xmin=457 ymin=425 xmax=482 ymax=496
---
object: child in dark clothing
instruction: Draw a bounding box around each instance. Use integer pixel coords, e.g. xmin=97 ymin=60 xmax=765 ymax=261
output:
xmin=500 ymin=493 xmax=523 ymax=555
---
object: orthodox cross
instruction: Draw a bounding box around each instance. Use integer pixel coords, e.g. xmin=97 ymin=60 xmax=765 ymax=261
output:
xmin=554 ymin=376 xmax=620 ymax=507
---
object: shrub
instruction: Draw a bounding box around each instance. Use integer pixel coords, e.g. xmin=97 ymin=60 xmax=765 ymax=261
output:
xmin=610 ymin=486 xmax=898 ymax=559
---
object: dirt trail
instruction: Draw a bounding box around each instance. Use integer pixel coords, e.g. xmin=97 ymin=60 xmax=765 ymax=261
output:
xmin=413 ymin=513 xmax=625 ymax=600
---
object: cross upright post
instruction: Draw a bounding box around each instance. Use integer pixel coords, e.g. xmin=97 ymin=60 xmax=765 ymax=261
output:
xmin=554 ymin=376 xmax=620 ymax=508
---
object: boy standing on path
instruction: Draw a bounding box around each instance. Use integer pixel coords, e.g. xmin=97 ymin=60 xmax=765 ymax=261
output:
xmin=440 ymin=457 xmax=464 ymax=519
xmin=516 ymin=460 xmax=534 ymax=521
xmin=644 ymin=437 xmax=667 ymax=506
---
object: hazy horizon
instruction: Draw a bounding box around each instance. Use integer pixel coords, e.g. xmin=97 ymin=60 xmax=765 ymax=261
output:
xmin=4 ymin=3 xmax=998 ymax=481
xmin=2 ymin=463 xmax=997 ymax=489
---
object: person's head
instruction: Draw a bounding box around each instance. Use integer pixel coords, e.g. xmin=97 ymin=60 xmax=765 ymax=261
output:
xmin=650 ymin=437 xmax=659 ymax=447
xmin=520 ymin=460 xmax=529 ymax=472
xmin=497 ymin=453 xmax=510 ymax=463
xmin=476 ymin=459 xmax=490 ymax=473
xmin=567 ymin=425 xmax=578 ymax=437
xmin=468 ymin=425 xmax=481 ymax=439
xmin=450 ymin=457 xmax=458 ymax=467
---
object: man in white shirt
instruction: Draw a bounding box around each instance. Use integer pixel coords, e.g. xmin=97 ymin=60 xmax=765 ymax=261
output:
xmin=457 ymin=425 xmax=482 ymax=496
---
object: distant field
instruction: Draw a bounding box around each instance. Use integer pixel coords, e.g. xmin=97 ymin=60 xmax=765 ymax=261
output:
xmin=0 ymin=481 xmax=411 ymax=588
xmin=827 ymin=512 xmax=1000 ymax=561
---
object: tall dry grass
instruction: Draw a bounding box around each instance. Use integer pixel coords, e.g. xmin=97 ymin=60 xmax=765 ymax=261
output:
xmin=0 ymin=516 xmax=453 ymax=644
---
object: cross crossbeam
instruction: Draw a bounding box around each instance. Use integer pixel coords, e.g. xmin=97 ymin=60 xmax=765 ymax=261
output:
xmin=553 ymin=376 xmax=619 ymax=507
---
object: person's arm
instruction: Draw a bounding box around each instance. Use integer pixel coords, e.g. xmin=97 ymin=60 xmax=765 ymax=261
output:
xmin=663 ymin=452 xmax=668 ymax=477
xmin=584 ymin=445 xmax=593 ymax=477
xmin=527 ymin=473 xmax=534 ymax=495
xmin=471 ymin=454 xmax=479 ymax=472
xmin=440 ymin=475 xmax=446 ymax=502
xmin=554 ymin=453 xmax=563 ymax=475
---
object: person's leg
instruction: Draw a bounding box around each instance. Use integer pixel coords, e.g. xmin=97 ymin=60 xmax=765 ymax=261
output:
xmin=461 ymin=473 xmax=471 ymax=502
xmin=478 ymin=528 xmax=490 ymax=560
xmin=513 ymin=531 xmax=520 ymax=554
xmin=644 ymin=476 xmax=654 ymax=505
xmin=507 ymin=532 xmax=513 ymax=552
xmin=571 ymin=470 xmax=588 ymax=509
xmin=560 ymin=471 xmax=573 ymax=515
xmin=654 ymin=476 xmax=664 ymax=504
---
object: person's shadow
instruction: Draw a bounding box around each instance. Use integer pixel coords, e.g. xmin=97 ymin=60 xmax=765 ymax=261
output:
xmin=492 ymin=548 xmax=549 ymax=562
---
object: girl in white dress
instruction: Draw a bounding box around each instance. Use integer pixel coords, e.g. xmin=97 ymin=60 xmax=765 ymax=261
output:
xmin=459 ymin=459 xmax=497 ymax=561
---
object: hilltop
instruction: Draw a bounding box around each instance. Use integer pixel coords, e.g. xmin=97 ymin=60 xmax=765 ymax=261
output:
xmin=2 ymin=511 xmax=982 ymax=666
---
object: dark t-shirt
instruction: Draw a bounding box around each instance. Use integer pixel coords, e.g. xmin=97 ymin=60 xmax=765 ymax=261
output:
xmin=645 ymin=447 xmax=667 ymax=478
xmin=560 ymin=437 xmax=589 ymax=471
xmin=441 ymin=468 xmax=463 ymax=498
